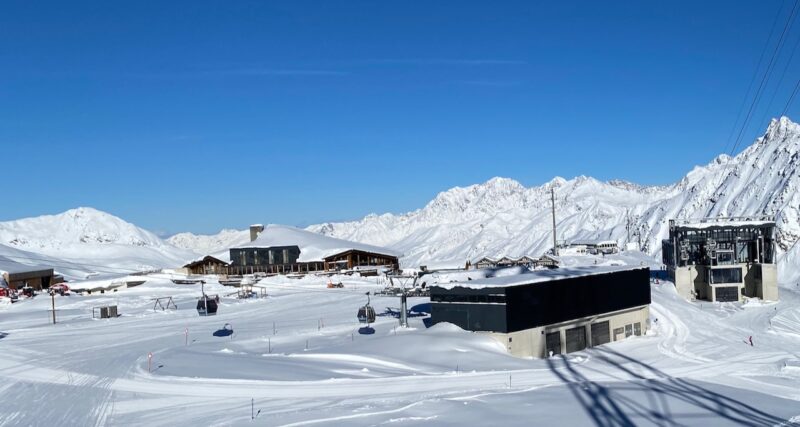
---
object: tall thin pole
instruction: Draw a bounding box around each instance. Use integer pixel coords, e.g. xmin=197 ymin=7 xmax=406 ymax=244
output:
xmin=626 ymin=208 xmax=630 ymax=243
xmin=551 ymin=188 xmax=558 ymax=256
xmin=51 ymin=292 xmax=56 ymax=324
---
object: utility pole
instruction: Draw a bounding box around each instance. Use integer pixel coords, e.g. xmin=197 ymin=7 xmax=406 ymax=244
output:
xmin=400 ymin=292 xmax=408 ymax=327
xmin=51 ymin=291 xmax=56 ymax=324
xmin=551 ymin=188 xmax=558 ymax=256
xmin=626 ymin=209 xmax=630 ymax=243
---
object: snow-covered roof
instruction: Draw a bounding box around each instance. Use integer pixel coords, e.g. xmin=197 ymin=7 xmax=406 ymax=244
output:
xmin=0 ymin=256 xmax=51 ymax=275
xmin=433 ymin=265 xmax=646 ymax=290
xmin=233 ymin=225 xmax=403 ymax=262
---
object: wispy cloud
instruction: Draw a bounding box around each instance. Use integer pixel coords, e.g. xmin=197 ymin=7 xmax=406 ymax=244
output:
xmin=456 ymin=80 xmax=523 ymax=87
xmin=126 ymin=68 xmax=349 ymax=79
xmin=359 ymin=58 xmax=526 ymax=66
xmin=205 ymin=68 xmax=349 ymax=77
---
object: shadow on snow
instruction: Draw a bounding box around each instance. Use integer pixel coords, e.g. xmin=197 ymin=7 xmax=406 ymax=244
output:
xmin=545 ymin=346 xmax=788 ymax=426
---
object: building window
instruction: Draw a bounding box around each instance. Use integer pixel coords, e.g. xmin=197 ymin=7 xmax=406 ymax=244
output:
xmin=710 ymin=267 xmax=742 ymax=284
xmin=634 ymin=322 xmax=641 ymax=336
xmin=717 ymin=251 xmax=734 ymax=265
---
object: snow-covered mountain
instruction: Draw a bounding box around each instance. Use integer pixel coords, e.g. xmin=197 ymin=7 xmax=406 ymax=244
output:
xmin=167 ymin=229 xmax=250 ymax=259
xmin=0 ymin=207 xmax=198 ymax=278
xmin=8 ymin=117 xmax=800 ymax=282
xmin=308 ymin=117 xmax=800 ymax=282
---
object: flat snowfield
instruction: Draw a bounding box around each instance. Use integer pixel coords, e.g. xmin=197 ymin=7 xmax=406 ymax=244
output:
xmin=1 ymin=272 xmax=800 ymax=426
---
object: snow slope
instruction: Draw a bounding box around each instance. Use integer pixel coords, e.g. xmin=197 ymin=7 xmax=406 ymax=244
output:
xmin=1 ymin=256 xmax=799 ymax=425
xmin=0 ymin=207 xmax=198 ymax=279
xmin=167 ymin=229 xmax=250 ymax=258
xmin=309 ymin=117 xmax=800 ymax=281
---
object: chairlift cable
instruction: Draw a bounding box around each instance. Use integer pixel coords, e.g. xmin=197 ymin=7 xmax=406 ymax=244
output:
xmin=721 ymin=0 xmax=788 ymax=156
xmin=717 ymin=0 xmax=800 ymax=190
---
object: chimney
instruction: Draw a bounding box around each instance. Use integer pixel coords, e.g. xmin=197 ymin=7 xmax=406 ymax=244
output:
xmin=249 ymin=224 xmax=264 ymax=242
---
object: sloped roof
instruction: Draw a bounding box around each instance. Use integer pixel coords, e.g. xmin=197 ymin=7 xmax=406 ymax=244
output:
xmin=233 ymin=225 xmax=402 ymax=262
xmin=183 ymin=255 xmax=230 ymax=268
xmin=0 ymin=256 xmax=51 ymax=275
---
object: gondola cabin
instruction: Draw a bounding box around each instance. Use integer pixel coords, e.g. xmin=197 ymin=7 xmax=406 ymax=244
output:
xmin=197 ymin=295 xmax=219 ymax=316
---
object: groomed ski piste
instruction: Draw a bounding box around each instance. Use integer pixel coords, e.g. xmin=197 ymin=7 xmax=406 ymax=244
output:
xmin=1 ymin=253 xmax=800 ymax=426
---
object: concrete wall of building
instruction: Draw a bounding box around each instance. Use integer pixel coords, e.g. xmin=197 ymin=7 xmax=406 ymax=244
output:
xmin=674 ymin=263 xmax=779 ymax=302
xmin=489 ymin=305 xmax=650 ymax=358
xmin=760 ymin=264 xmax=779 ymax=301
xmin=674 ymin=266 xmax=698 ymax=300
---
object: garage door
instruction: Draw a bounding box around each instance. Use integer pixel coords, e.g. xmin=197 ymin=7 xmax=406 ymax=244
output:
xmin=565 ymin=326 xmax=587 ymax=353
xmin=545 ymin=331 xmax=561 ymax=356
xmin=590 ymin=321 xmax=610 ymax=347
xmin=715 ymin=286 xmax=739 ymax=302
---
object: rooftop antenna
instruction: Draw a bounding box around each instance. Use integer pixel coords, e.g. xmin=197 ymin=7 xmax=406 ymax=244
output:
xmin=551 ymin=188 xmax=558 ymax=256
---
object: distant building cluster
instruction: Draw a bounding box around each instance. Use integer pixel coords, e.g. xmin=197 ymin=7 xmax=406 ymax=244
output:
xmin=471 ymin=255 xmax=559 ymax=270
xmin=559 ymin=239 xmax=619 ymax=256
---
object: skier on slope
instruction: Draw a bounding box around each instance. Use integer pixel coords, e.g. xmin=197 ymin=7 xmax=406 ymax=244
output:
xmin=748 ymin=336 xmax=753 ymax=347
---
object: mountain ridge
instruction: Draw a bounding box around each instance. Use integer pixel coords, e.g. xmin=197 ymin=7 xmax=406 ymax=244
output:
xmin=4 ymin=117 xmax=800 ymax=283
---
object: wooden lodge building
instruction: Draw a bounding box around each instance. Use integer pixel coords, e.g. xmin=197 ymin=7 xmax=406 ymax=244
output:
xmin=0 ymin=256 xmax=56 ymax=290
xmin=182 ymin=256 xmax=230 ymax=275
xmin=227 ymin=225 xmax=401 ymax=275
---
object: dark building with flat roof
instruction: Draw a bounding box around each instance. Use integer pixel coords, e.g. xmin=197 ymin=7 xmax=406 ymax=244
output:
xmin=430 ymin=266 xmax=651 ymax=358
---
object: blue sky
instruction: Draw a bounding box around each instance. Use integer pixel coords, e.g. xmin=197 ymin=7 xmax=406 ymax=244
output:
xmin=1 ymin=1 xmax=798 ymax=235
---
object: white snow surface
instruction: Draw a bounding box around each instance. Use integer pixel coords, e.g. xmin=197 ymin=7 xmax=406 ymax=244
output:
xmin=1 ymin=254 xmax=799 ymax=425
xmin=236 ymin=224 xmax=403 ymax=262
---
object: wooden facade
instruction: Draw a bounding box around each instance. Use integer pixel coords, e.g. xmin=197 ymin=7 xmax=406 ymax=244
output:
xmin=323 ymin=249 xmax=400 ymax=272
xmin=2 ymin=268 xmax=55 ymax=290
xmin=183 ymin=256 xmax=230 ymax=275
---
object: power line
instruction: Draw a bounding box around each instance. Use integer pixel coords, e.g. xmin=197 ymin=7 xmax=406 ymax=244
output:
xmin=721 ymin=0 xmax=787 ymax=156
xmin=716 ymin=0 xmax=800 ymax=193
xmin=729 ymin=0 xmax=800 ymax=157
xmin=758 ymin=16 xmax=800 ymax=124
xmin=779 ymin=76 xmax=800 ymax=116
